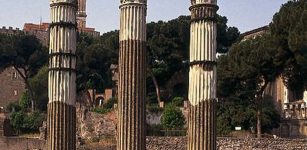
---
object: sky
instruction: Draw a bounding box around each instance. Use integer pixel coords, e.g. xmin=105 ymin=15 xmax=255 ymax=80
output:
xmin=0 ymin=0 xmax=288 ymax=34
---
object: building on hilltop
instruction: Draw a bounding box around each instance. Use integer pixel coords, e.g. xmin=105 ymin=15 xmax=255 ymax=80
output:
xmin=22 ymin=0 xmax=99 ymax=43
xmin=241 ymin=26 xmax=269 ymax=40
xmin=23 ymin=23 xmax=50 ymax=47
xmin=0 ymin=26 xmax=22 ymax=35
xmin=242 ymin=26 xmax=307 ymax=138
xmin=77 ymin=0 xmax=100 ymax=37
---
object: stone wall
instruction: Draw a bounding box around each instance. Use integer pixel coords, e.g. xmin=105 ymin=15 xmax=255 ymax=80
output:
xmin=146 ymin=112 xmax=162 ymax=125
xmin=274 ymin=119 xmax=307 ymax=138
xmin=77 ymin=107 xmax=117 ymax=140
xmin=0 ymin=137 xmax=46 ymax=150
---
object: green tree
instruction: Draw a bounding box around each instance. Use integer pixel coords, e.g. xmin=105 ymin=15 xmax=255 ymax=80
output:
xmin=270 ymin=0 xmax=307 ymax=98
xmin=229 ymin=34 xmax=281 ymax=138
xmin=217 ymin=34 xmax=282 ymax=137
xmin=147 ymin=15 xmax=240 ymax=104
xmin=0 ymin=34 xmax=48 ymax=111
xmin=29 ymin=66 xmax=48 ymax=111
xmin=76 ymin=33 xmax=118 ymax=94
xmin=161 ymin=104 xmax=185 ymax=130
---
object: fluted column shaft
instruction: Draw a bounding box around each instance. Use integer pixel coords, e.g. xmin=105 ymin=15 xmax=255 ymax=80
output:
xmin=118 ymin=0 xmax=147 ymax=150
xmin=48 ymin=0 xmax=77 ymax=150
xmin=188 ymin=0 xmax=218 ymax=150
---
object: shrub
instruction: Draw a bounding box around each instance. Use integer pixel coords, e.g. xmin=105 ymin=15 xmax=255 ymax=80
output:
xmin=161 ymin=104 xmax=185 ymax=130
xmin=10 ymin=111 xmax=45 ymax=133
xmin=22 ymin=111 xmax=45 ymax=132
xmin=91 ymin=107 xmax=110 ymax=114
xmin=103 ymin=97 xmax=117 ymax=109
xmin=19 ymin=92 xmax=31 ymax=110
xmin=172 ymin=97 xmax=184 ymax=107
xmin=10 ymin=111 xmax=25 ymax=133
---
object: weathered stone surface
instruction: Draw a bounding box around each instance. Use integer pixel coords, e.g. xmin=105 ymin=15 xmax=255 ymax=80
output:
xmin=77 ymin=110 xmax=117 ymax=139
xmin=146 ymin=137 xmax=307 ymax=150
xmin=187 ymin=0 xmax=218 ymax=149
xmin=48 ymin=0 xmax=78 ymax=149
xmin=117 ymin=0 xmax=147 ymax=149
xmin=39 ymin=121 xmax=47 ymax=140
xmin=120 ymin=0 xmax=147 ymax=4
xmin=75 ymin=136 xmax=307 ymax=150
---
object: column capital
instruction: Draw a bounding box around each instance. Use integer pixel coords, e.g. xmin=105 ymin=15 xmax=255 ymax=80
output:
xmin=191 ymin=0 xmax=217 ymax=5
xmin=120 ymin=0 xmax=147 ymax=5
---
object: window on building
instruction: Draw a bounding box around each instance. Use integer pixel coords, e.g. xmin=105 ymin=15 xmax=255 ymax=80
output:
xmin=12 ymin=72 xmax=18 ymax=79
xmin=14 ymin=90 xmax=18 ymax=96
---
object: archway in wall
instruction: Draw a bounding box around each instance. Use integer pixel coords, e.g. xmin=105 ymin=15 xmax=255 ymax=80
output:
xmin=95 ymin=96 xmax=104 ymax=107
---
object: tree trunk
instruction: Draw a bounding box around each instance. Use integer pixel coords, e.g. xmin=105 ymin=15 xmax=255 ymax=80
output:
xmin=92 ymin=89 xmax=96 ymax=108
xmin=14 ymin=66 xmax=35 ymax=111
xmin=257 ymin=109 xmax=261 ymax=138
xmin=149 ymin=70 xmax=161 ymax=104
xmin=256 ymin=81 xmax=268 ymax=139
xmin=25 ymin=80 xmax=35 ymax=112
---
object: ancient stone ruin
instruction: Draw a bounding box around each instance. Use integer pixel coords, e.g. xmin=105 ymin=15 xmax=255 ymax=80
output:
xmin=117 ymin=0 xmax=147 ymax=149
xmin=44 ymin=0 xmax=220 ymax=149
xmin=187 ymin=0 xmax=219 ymax=149
xmin=47 ymin=0 xmax=78 ymax=149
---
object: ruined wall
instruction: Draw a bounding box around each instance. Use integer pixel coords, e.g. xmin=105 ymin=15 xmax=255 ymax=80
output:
xmin=0 ymin=137 xmax=46 ymax=150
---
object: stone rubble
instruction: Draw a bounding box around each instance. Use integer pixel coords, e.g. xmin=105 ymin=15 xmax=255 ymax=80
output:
xmin=146 ymin=137 xmax=307 ymax=150
xmin=77 ymin=136 xmax=307 ymax=150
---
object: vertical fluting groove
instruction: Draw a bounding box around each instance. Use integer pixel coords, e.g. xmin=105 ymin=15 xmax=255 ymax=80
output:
xmin=48 ymin=0 xmax=77 ymax=150
xmin=188 ymin=0 xmax=218 ymax=150
xmin=118 ymin=1 xmax=147 ymax=150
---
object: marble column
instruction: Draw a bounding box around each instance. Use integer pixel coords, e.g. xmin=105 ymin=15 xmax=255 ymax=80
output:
xmin=117 ymin=0 xmax=147 ymax=150
xmin=188 ymin=0 xmax=218 ymax=150
xmin=47 ymin=0 xmax=77 ymax=149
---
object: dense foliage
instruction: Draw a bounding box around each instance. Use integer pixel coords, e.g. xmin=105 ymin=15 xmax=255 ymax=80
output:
xmin=217 ymin=32 xmax=282 ymax=136
xmin=29 ymin=66 xmax=48 ymax=111
xmin=270 ymin=0 xmax=307 ymax=99
xmin=10 ymin=111 xmax=45 ymax=134
xmin=161 ymin=104 xmax=185 ymax=130
xmin=76 ymin=32 xmax=119 ymax=93
xmin=146 ymin=15 xmax=239 ymax=103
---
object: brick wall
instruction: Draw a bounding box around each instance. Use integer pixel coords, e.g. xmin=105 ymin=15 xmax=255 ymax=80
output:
xmin=0 ymin=67 xmax=26 ymax=109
